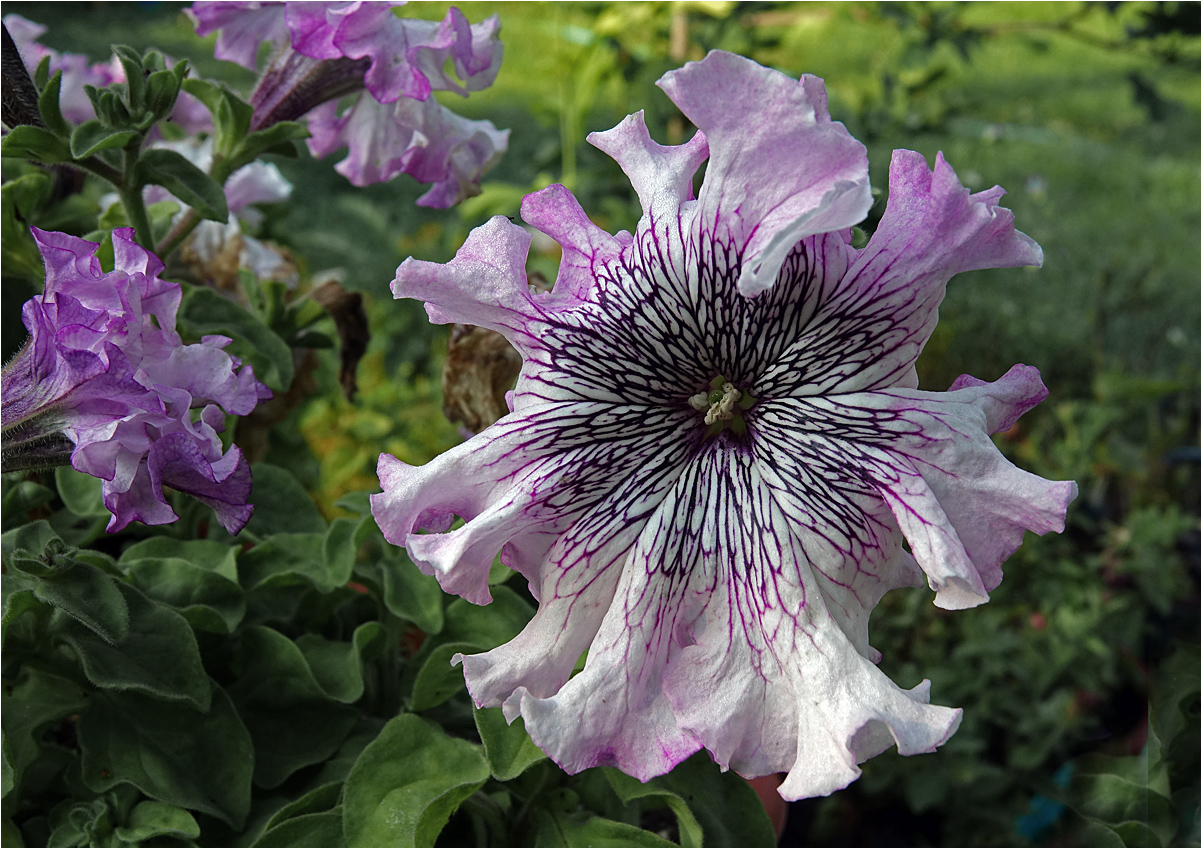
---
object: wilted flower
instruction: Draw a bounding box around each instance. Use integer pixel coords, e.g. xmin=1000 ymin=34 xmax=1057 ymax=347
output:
xmin=371 ymin=52 xmax=1077 ymax=799
xmin=1 ymin=228 xmax=269 ymax=534
xmin=188 ymin=1 xmax=508 ymax=205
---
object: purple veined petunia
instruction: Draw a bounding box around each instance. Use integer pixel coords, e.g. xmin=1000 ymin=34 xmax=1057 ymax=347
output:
xmin=370 ymin=51 xmax=1078 ymax=799
xmin=187 ymin=1 xmax=508 ymax=205
xmin=1 ymin=228 xmax=270 ymax=535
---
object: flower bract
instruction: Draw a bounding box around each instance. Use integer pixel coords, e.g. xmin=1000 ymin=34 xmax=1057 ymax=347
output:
xmin=371 ymin=51 xmax=1077 ymax=799
xmin=1 ymin=228 xmax=270 ymax=534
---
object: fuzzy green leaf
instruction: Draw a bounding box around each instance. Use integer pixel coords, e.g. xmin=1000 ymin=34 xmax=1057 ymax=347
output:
xmin=227 ymin=626 xmax=358 ymax=789
xmin=2 ymin=125 xmax=72 ymax=162
xmin=79 ymin=684 xmax=253 ymax=829
xmin=113 ymin=801 xmax=200 ymax=843
xmin=69 ymin=121 xmax=138 ymax=158
xmin=474 ymin=705 xmax=546 ymax=781
xmin=33 ymin=550 xmax=129 ymax=645
xmin=120 ymin=555 xmax=245 ymax=634
xmin=296 ymin=621 xmax=383 ymax=704
xmin=254 ymin=809 xmax=344 ymax=848
xmin=54 ymin=467 xmax=107 ymax=517
xmin=37 ymin=70 xmax=70 ymax=137
xmin=136 ymin=148 xmax=228 ymax=222
xmin=532 ymin=809 xmax=677 ymax=848
xmin=603 ymin=752 xmax=777 ymax=848
xmin=57 ymin=580 xmax=210 ymax=710
xmin=342 ymin=714 xmax=490 ymax=848
xmin=1 ymin=667 xmax=87 ymax=799
xmin=239 ymin=463 xmax=326 ymax=536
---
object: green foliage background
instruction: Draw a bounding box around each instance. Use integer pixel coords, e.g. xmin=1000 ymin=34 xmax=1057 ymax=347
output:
xmin=2 ymin=2 xmax=1198 ymax=847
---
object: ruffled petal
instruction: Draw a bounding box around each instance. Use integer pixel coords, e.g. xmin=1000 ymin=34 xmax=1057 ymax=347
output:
xmin=373 ymin=399 xmax=695 ymax=605
xmin=302 ymin=4 xmax=501 ymax=102
xmin=587 ymin=113 xmax=709 ymax=223
xmin=777 ymin=150 xmax=1042 ymax=394
xmin=306 ymin=94 xmax=507 ymax=196
xmin=188 ymin=1 xmax=289 ymax=69
xmin=3 ymin=227 xmax=265 ymax=532
xmin=656 ymin=51 xmax=872 ymax=297
xmin=754 ymin=365 xmax=1076 ymax=609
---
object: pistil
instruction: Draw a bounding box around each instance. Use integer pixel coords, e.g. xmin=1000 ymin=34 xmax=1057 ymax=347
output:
xmin=689 ymin=377 xmax=754 ymax=435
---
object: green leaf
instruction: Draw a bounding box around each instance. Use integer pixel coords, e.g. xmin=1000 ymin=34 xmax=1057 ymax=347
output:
xmin=120 ymin=537 xmax=239 ymax=580
xmin=136 ymin=148 xmax=229 ymax=222
xmin=113 ymin=801 xmax=200 ymax=842
xmin=1 ymin=125 xmax=72 ymax=162
xmin=2 ymin=478 xmax=55 ymax=524
xmin=227 ymin=626 xmax=358 ymax=789
xmin=323 ymin=517 xmax=359 ymax=589
xmin=532 ymin=809 xmax=677 ymax=848
xmin=32 ymin=548 xmax=130 ymax=645
xmin=603 ymin=751 xmax=777 ymax=848
xmin=379 ymin=551 xmax=444 ymax=634
xmin=37 ymin=70 xmax=70 ymax=137
xmin=296 ymin=621 xmax=384 ymax=703
xmin=69 ymin=121 xmax=138 ymax=158
xmin=474 ymin=705 xmax=546 ymax=781
xmin=120 ymin=555 xmax=245 ymax=634
xmin=411 ymin=641 xmax=478 ymax=711
xmin=179 ymin=78 xmax=222 ymax=115
xmin=443 ymin=585 xmax=534 ymax=648
xmin=79 ymin=684 xmax=253 ymax=829
xmin=239 ymin=463 xmax=325 ymax=536
xmin=254 ymin=809 xmax=344 ymax=848
xmin=56 ymin=580 xmax=210 ymax=710
xmin=1 ymin=520 xmax=61 ymax=570
xmin=230 ymin=121 xmax=310 ymax=167
xmin=239 ymin=533 xmax=337 ymax=593
xmin=112 ymin=46 xmax=146 ymax=112
xmin=143 ymin=69 xmax=183 ymax=125
xmin=407 ymin=585 xmax=533 ymax=708
xmin=262 ymin=782 xmax=343 ymax=833
xmin=54 ymin=467 xmax=107 ymax=517
xmin=342 ymin=714 xmax=490 ymax=848
xmin=1 ymin=580 xmax=49 ymax=647
xmin=1 ymin=173 xmax=53 ymax=277
xmin=1 ymin=667 xmax=87 ymax=798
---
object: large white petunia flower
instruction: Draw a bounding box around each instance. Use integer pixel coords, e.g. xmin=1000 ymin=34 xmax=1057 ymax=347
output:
xmin=371 ymin=51 xmax=1077 ymax=799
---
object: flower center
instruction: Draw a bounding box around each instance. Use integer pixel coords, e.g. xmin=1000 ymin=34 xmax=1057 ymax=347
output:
xmin=689 ymin=377 xmax=754 ymax=435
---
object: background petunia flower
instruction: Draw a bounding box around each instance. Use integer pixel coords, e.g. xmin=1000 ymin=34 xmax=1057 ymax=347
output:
xmin=1 ymin=228 xmax=270 ymax=534
xmin=371 ymin=51 xmax=1078 ymax=799
xmin=188 ymin=1 xmax=509 ymax=204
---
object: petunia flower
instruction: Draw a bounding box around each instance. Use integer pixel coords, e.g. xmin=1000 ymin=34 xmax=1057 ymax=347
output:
xmin=371 ymin=51 xmax=1078 ymax=799
xmin=1 ymin=228 xmax=270 ymax=534
xmin=187 ymin=1 xmax=508 ymax=205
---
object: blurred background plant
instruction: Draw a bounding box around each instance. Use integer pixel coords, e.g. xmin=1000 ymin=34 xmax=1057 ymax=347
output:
xmin=2 ymin=2 xmax=1197 ymax=847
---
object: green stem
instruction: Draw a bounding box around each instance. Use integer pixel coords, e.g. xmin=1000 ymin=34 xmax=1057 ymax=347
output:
xmin=154 ymin=207 xmax=199 ymax=259
xmin=73 ymin=155 xmax=123 ymax=186
xmin=118 ymin=144 xmax=154 ymax=251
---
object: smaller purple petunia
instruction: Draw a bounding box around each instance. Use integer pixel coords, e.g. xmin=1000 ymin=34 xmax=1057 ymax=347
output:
xmin=1 ymin=228 xmax=270 ymax=534
xmin=188 ymin=1 xmax=508 ymax=205
xmin=371 ymin=51 xmax=1078 ymax=799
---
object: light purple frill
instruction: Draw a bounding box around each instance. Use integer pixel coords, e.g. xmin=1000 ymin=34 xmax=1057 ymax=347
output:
xmin=371 ymin=51 xmax=1077 ymax=799
xmin=187 ymin=1 xmax=508 ymax=204
xmin=1 ymin=228 xmax=270 ymax=534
